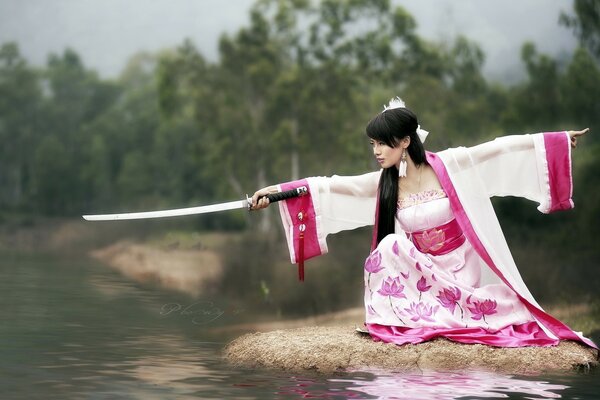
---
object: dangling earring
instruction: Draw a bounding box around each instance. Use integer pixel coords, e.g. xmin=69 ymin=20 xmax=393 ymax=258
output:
xmin=398 ymin=149 xmax=407 ymax=178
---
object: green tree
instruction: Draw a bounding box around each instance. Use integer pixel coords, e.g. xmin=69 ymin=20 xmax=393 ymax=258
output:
xmin=500 ymin=43 xmax=561 ymax=132
xmin=0 ymin=42 xmax=42 ymax=210
xmin=560 ymin=0 xmax=600 ymax=60
xmin=38 ymin=48 xmax=120 ymax=214
xmin=561 ymin=47 xmax=600 ymax=135
xmin=31 ymin=135 xmax=71 ymax=214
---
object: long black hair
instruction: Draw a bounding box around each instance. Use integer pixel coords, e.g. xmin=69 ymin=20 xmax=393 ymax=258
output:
xmin=366 ymin=107 xmax=427 ymax=245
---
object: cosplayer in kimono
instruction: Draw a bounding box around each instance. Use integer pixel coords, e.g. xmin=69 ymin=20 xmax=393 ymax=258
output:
xmin=251 ymin=98 xmax=596 ymax=349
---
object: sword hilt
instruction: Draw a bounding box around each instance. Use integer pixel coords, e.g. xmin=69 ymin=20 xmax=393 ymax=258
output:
xmin=246 ymin=186 xmax=308 ymax=209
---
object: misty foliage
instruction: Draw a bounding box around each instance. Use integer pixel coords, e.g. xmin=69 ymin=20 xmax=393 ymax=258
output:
xmin=561 ymin=0 xmax=600 ymax=61
xmin=0 ymin=0 xmax=598 ymax=312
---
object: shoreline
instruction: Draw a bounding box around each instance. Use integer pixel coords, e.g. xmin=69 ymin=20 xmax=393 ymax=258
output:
xmin=0 ymin=217 xmax=229 ymax=297
xmin=90 ymin=240 xmax=223 ymax=297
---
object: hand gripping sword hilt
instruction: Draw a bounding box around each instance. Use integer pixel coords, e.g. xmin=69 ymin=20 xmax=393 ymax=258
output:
xmin=246 ymin=186 xmax=308 ymax=210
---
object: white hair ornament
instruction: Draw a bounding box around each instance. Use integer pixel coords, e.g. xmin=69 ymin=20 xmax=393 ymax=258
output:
xmin=416 ymin=125 xmax=429 ymax=144
xmin=382 ymin=96 xmax=429 ymax=144
xmin=382 ymin=96 xmax=406 ymax=111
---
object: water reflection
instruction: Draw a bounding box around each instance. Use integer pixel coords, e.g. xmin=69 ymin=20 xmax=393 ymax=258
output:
xmin=116 ymin=335 xmax=222 ymax=386
xmin=225 ymin=370 xmax=571 ymax=399
xmin=331 ymin=370 xmax=568 ymax=399
xmin=234 ymin=374 xmax=372 ymax=399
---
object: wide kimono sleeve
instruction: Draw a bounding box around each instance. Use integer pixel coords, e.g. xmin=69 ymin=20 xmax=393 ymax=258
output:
xmin=276 ymin=171 xmax=381 ymax=264
xmin=442 ymin=131 xmax=573 ymax=213
xmin=433 ymin=131 xmax=596 ymax=348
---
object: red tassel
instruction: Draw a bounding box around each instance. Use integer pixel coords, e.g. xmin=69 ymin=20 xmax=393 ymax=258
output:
xmin=296 ymin=210 xmax=306 ymax=282
xmin=298 ymin=230 xmax=305 ymax=282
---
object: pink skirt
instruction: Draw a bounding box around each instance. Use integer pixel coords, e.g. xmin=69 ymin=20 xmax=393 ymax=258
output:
xmin=364 ymin=218 xmax=558 ymax=347
xmin=367 ymin=321 xmax=557 ymax=347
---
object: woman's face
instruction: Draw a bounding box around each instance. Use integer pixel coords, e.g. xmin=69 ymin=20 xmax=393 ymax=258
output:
xmin=370 ymin=138 xmax=405 ymax=169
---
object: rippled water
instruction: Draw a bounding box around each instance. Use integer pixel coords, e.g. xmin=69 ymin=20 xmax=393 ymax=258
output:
xmin=1 ymin=252 xmax=597 ymax=399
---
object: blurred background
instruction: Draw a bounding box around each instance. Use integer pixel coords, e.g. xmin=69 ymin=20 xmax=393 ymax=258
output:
xmin=0 ymin=0 xmax=599 ymax=319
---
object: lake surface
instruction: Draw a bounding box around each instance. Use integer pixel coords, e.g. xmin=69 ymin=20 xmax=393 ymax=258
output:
xmin=1 ymin=252 xmax=598 ymax=399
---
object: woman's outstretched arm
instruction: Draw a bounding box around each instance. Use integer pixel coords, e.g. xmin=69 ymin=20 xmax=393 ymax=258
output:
xmin=440 ymin=129 xmax=590 ymax=214
xmin=250 ymin=171 xmax=381 ymax=211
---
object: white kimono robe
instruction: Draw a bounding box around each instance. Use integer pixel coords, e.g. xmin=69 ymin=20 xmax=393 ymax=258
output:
xmin=277 ymin=132 xmax=596 ymax=348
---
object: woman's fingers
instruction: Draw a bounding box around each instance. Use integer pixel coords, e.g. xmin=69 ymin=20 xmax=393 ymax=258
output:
xmin=572 ymin=128 xmax=589 ymax=137
xmin=568 ymin=128 xmax=590 ymax=148
xmin=251 ymin=191 xmax=261 ymax=208
xmin=256 ymin=195 xmax=270 ymax=209
xmin=250 ymin=187 xmax=274 ymax=210
xmin=250 ymin=191 xmax=266 ymax=210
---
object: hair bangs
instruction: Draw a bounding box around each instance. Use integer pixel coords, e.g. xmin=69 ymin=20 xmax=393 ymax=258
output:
xmin=366 ymin=113 xmax=401 ymax=148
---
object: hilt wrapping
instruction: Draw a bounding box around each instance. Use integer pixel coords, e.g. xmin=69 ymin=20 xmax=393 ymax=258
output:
xmin=247 ymin=186 xmax=308 ymax=209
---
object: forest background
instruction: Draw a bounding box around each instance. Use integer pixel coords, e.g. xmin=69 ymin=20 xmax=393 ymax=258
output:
xmin=1 ymin=0 xmax=599 ymax=317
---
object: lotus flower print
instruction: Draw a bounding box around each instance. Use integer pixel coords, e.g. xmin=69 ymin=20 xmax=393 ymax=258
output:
xmin=409 ymin=247 xmax=416 ymax=259
xmin=367 ymin=304 xmax=379 ymax=317
xmin=467 ymin=299 xmax=498 ymax=323
xmin=416 ymin=275 xmax=431 ymax=301
xmin=437 ymin=287 xmax=461 ymax=311
xmin=436 ymin=286 xmax=463 ymax=318
xmin=377 ymin=276 xmax=407 ymax=299
xmin=364 ymin=250 xmax=384 ymax=273
xmin=365 ymin=251 xmax=385 ymax=300
xmin=392 ymin=240 xmax=400 ymax=256
xmin=404 ymin=302 xmax=439 ymax=322
xmin=416 ymin=276 xmax=431 ymax=293
xmin=415 ymin=228 xmax=445 ymax=253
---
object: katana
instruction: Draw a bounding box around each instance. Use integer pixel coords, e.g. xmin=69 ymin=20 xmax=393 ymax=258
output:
xmin=82 ymin=186 xmax=308 ymax=221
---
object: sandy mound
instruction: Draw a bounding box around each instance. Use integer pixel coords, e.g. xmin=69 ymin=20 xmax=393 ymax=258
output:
xmin=91 ymin=241 xmax=221 ymax=296
xmin=224 ymin=326 xmax=598 ymax=374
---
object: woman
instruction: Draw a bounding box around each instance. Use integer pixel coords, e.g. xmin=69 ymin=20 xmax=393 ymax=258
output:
xmin=251 ymin=98 xmax=596 ymax=349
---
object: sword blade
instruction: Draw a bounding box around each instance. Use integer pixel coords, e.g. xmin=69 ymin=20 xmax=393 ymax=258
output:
xmin=82 ymin=199 xmax=247 ymax=221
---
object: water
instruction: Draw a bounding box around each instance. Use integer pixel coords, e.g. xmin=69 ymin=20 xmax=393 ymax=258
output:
xmin=1 ymin=252 xmax=598 ymax=399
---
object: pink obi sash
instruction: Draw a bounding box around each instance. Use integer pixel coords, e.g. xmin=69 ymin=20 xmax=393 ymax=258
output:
xmin=408 ymin=218 xmax=466 ymax=256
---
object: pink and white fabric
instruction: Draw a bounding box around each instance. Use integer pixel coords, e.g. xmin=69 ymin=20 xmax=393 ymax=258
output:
xmin=365 ymin=193 xmax=555 ymax=346
xmin=277 ymin=132 xmax=597 ymax=348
